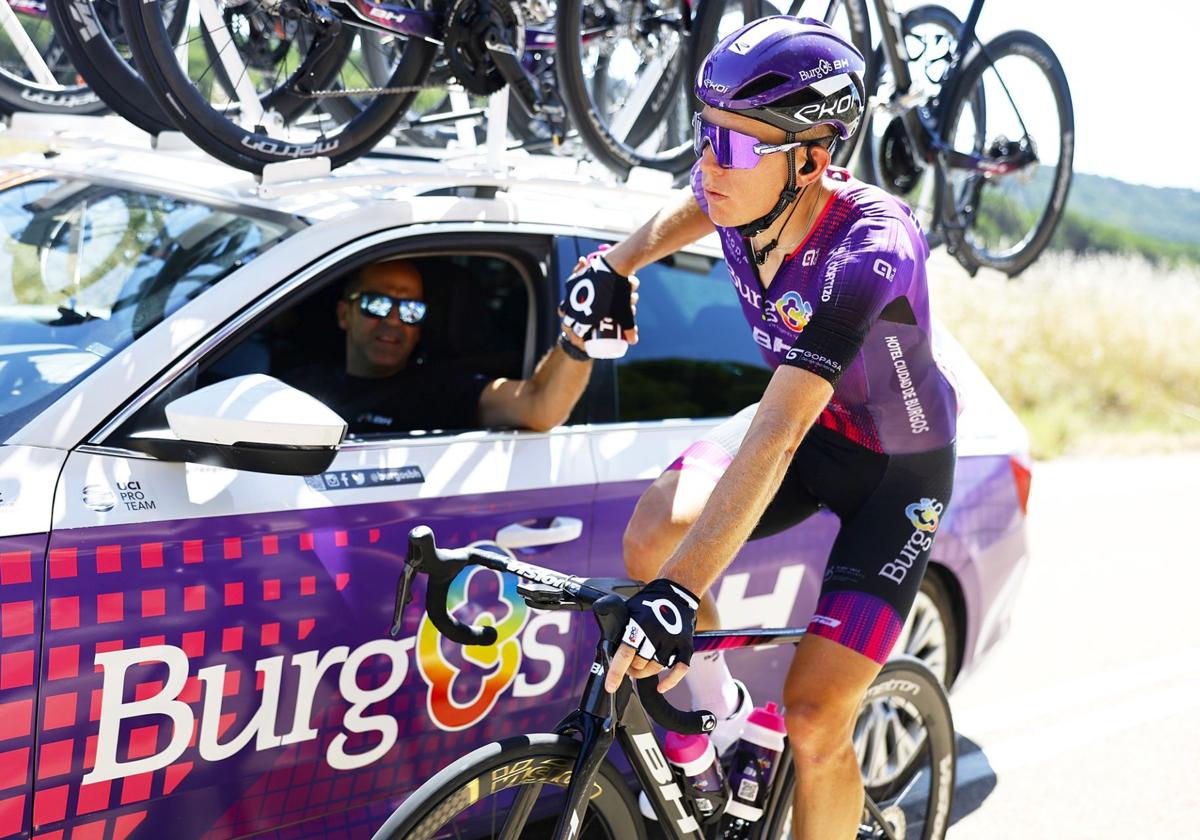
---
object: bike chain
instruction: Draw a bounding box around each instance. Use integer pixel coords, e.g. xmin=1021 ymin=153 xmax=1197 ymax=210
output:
xmin=295 ymin=83 xmax=447 ymax=98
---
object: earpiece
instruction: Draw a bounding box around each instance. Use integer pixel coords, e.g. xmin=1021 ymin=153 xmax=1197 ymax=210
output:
xmin=799 ymin=145 xmax=816 ymax=176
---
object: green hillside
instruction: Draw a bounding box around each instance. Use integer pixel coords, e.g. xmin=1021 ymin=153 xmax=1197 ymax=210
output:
xmin=1062 ymin=172 xmax=1200 ymax=246
xmin=969 ymin=169 xmax=1200 ymax=265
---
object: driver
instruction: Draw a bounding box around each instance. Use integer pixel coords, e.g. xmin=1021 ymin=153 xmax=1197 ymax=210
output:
xmin=285 ymin=258 xmax=620 ymax=434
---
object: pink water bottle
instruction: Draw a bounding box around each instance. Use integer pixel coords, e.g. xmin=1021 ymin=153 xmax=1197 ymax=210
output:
xmin=664 ymin=732 xmax=727 ymax=818
xmin=719 ymin=702 xmax=787 ymax=838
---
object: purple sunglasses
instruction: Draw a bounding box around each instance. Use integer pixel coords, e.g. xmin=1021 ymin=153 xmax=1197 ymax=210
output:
xmin=692 ymin=112 xmax=818 ymax=169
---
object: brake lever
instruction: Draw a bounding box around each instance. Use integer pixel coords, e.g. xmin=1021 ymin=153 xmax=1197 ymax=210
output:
xmin=389 ymin=559 xmax=419 ymax=639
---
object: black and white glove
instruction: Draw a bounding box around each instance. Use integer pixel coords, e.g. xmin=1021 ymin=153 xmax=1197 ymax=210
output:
xmin=560 ymin=253 xmax=636 ymax=340
xmin=621 ymin=578 xmax=700 ymax=669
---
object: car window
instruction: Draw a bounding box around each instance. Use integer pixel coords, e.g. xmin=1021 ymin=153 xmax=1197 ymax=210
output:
xmin=196 ymin=253 xmax=532 ymax=439
xmin=587 ymin=243 xmax=771 ymax=421
xmin=0 ymin=169 xmax=297 ymax=441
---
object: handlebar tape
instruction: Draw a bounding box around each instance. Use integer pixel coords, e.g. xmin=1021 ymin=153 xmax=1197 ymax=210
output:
xmin=635 ymin=678 xmax=716 ymax=736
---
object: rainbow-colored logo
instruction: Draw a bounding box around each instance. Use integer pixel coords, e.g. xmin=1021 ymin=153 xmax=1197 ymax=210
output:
xmin=906 ymin=498 xmax=942 ymax=533
xmin=416 ymin=543 xmax=529 ymax=731
xmin=775 ymin=291 xmax=813 ymax=333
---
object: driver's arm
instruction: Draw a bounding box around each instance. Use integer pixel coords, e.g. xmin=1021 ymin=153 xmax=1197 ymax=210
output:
xmin=476 ymin=339 xmax=592 ymax=432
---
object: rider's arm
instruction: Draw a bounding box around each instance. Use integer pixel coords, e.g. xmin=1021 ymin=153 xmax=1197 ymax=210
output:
xmin=601 ymin=189 xmax=716 ymax=276
xmin=476 ymin=336 xmax=592 ymax=432
xmin=658 ymin=366 xmax=833 ymax=596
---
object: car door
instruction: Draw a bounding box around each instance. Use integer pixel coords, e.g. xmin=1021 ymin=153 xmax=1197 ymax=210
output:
xmin=30 ymin=234 xmax=597 ymax=840
xmin=577 ymin=238 xmax=835 ymax=707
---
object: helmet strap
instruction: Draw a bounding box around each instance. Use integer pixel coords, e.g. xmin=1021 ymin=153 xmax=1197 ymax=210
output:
xmin=744 ymin=135 xmax=817 ymax=266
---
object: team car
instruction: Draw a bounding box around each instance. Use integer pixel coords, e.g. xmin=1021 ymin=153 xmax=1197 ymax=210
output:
xmin=0 ymin=131 xmax=1032 ymax=840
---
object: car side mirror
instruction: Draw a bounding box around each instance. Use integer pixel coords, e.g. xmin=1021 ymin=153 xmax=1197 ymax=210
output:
xmin=123 ymin=375 xmax=346 ymax=476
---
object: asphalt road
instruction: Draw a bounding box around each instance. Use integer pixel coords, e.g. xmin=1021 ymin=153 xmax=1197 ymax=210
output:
xmin=945 ymin=453 xmax=1200 ymax=838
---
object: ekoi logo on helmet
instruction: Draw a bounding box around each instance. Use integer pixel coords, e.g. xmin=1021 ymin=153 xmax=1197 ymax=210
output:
xmin=906 ymin=498 xmax=943 ymax=533
xmin=775 ymin=291 xmax=813 ymax=333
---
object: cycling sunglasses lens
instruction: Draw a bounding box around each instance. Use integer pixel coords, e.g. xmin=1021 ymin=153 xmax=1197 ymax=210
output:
xmin=692 ymin=113 xmax=762 ymax=169
xmin=359 ymin=294 xmax=426 ymax=324
xmin=396 ymin=299 xmax=427 ymax=324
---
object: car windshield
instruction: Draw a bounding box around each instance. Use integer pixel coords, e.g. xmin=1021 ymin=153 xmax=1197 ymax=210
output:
xmin=0 ymin=169 xmax=297 ymax=441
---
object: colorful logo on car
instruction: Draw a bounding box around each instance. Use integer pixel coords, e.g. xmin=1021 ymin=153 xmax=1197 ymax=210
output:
xmin=416 ymin=543 xmax=529 ymax=731
xmin=775 ymin=291 xmax=814 ymax=333
xmin=906 ymin=498 xmax=942 ymax=533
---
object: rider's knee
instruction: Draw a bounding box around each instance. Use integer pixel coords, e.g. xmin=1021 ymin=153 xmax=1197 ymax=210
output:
xmin=782 ymin=696 xmax=857 ymax=767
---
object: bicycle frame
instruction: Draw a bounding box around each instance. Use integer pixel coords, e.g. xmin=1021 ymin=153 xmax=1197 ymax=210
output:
xmin=543 ymin=627 xmax=807 ymax=840
xmin=396 ymin=529 xmax=906 ymax=840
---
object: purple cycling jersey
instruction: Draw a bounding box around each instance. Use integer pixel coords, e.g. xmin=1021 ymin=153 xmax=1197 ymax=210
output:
xmin=691 ymin=162 xmax=958 ymax=454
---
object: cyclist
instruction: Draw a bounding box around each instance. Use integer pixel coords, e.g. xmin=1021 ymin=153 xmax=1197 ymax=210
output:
xmin=583 ymin=17 xmax=959 ymax=839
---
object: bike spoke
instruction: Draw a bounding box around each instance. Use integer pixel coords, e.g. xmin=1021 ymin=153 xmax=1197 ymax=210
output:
xmin=196 ymin=0 xmax=264 ymax=124
xmin=497 ymin=782 xmax=543 ymax=840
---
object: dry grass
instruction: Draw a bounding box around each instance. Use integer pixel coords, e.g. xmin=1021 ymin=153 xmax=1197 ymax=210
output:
xmin=928 ymin=251 xmax=1200 ymax=458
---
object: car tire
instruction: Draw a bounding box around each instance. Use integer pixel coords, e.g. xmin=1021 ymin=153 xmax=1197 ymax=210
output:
xmin=897 ymin=570 xmax=961 ymax=689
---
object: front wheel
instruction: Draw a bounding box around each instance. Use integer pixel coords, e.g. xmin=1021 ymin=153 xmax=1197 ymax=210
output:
xmin=761 ymin=657 xmax=956 ymax=840
xmin=119 ymin=0 xmax=438 ymax=173
xmin=938 ymin=30 xmax=1074 ymax=276
xmin=373 ymin=733 xmax=647 ymax=840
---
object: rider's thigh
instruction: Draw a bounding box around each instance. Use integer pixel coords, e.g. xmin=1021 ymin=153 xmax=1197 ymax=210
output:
xmin=782 ymin=634 xmax=883 ymax=758
xmin=623 ymin=469 xmax=714 ymax=577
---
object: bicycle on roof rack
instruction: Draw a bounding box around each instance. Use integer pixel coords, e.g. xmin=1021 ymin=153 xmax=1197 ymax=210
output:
xmin=108 ymin=0 xmax=876 ymax=179
xmin=373 ymin=526 xmax=956 ymax=840
xmin=853 ymin=0 xmax=1074 ymax=276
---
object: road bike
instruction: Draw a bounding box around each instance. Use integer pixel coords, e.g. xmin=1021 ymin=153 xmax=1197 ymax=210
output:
xmin=562 ymin=0 xmax=874 ymax=176
xmin=856 ymin=0 xmax=1073 ymax=275
xmin=373 ymin=526 xmax=956 ymax=839
xmin=0 ymin=0 xmax=106 ymax=113
xmin=113 ymin=0 xmax=621 ymax=173
xmin=109 ymin=0 xmax=873 ymax=178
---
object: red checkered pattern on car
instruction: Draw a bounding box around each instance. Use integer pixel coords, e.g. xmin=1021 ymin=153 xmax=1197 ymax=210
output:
xmin=22 ymin=526 xmax=360 ymax=839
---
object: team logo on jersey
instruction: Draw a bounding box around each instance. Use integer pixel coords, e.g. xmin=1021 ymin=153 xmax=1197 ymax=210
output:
xmin=873 ymin=259 xmax=896 ymax=281
xmin=775 ymin=291 xmax=813 ymax=333
xmin=802 ymin=249 xmax=819 ymax=267
xmin=906 ymin=498 xmax=942 ymax=533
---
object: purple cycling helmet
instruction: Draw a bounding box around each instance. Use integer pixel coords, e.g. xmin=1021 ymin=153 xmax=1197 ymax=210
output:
xmin=695 ymin=16 xmax=866 ymax=140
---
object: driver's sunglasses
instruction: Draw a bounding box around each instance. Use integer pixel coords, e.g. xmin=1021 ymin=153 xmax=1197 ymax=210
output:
xmin=346 ymin=291 xmax=427 ymax=324
xmin=692 ymin=112 xmax=814 ymax=170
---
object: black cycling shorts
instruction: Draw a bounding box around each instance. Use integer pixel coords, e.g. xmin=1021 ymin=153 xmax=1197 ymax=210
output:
xmin=666 ymin=406 xmax=956 ymax=663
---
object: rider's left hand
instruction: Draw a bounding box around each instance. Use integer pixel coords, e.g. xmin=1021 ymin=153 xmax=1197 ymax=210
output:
xmin=603 ymin=578 xmax=698 ymax=694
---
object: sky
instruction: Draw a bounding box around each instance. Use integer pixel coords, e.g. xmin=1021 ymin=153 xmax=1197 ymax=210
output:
xmin=899 ymin=0 xmax=1198 ymax=191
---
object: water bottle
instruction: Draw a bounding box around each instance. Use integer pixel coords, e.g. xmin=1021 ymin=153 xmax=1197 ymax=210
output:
xmin=719 ymin=701 xmax=787 ymax=839
xmin=583 ymin=315 xmax=628 ymax=359
xmin=664 ymin=732 xmax=727 ymax=819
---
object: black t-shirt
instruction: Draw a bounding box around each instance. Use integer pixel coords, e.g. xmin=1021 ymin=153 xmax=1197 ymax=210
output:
xmin=283 ymin=361 xmax=491 ymax=435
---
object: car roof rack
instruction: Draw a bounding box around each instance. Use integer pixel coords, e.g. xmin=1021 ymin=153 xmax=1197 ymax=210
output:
xmin=3 ymin=96 xmax=683 ymax=205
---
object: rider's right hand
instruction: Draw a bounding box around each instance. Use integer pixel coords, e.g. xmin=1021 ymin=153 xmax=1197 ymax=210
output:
xmin=560 ymin=251 xmax=638 ymax=345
